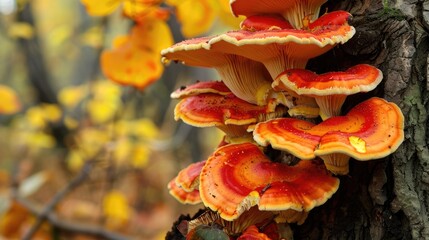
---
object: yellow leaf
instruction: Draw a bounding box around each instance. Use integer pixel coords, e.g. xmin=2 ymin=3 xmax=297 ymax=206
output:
xmin=66 ymin=150 xmax=85 ymax=172
xmin=132 ymin=118 xmax=159 ymax=139
xmin=58 ymin=85 xmax=87 ymax=108
xmin=80 ymin=26 xmax=104 ymax=48
xmin=77 ymin=128 xmax=110 ymax=158
xmin=132 ymin=144 xmax=150 ymax=168
xmin=8 ymin=22 xmax=34 ymax=39
xmin=26 ymin=107 xmax=46 ymax=129
xmin=0 ymin=85 xmax=21 ymax=115
xmin=26 ymin=131 xmax=56 ymax=149
xmin=215 ymin=0 xmax=244 ymax=29
xmin=113 ymin=138 xmax=132 ymax=165
xmin=170 ymin=0 xmax=217 ymax=37
xmin=41 ymin=104 xmax=62 ymax=123
xmin=64 ymin=116 xmax=79 ymax=129
xmin=103 ymin=190 xmax=130 ymax=229
xmin=87 ymin=99 xmax=119 ymax=124
xmin=101 ymin=20 xmax=173 ymax=89
xmin=80 ymin=0 xmax=122 ymax=16
xmin=123 ymin=0 xmax=168 ymax=22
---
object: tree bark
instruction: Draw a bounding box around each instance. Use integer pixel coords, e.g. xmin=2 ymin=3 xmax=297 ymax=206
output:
xmin=294 ymin=0 xmax=429 ymax=239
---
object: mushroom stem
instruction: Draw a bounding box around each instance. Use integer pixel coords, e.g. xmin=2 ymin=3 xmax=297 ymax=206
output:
xmin=315 ymin=94 xmax=347 ymax=120
xmin=275 ymin=209 xmax=309 ymax=225
xmin=282 ymin=2 xmax=323 ymax=29
xmin=319 ymin=153 xmax=351 ymax=175
xmin=215 ymin=55 xmax=273 ymax=105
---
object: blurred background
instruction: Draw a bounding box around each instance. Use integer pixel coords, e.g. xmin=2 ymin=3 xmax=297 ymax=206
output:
xmin=0 ymin=0 xmax=242 ymax=239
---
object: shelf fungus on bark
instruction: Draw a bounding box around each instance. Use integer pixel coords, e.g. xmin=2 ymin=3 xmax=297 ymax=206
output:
xmin=230 ymin=0 xmax=327 ymax=29
xmin=168 ymin=160 xmax=205 ymax=205
xmin=273 ymin=64 xmax=383 ymax=120
xmin=199 ymin=142 xmax=339 ymax=223
xmin=167 ymin=179 xmax=201 ymax=205
xmin=208 ymin=11 xmax=355 ymax=81
xmin=253 ymin=97 xmax=405 ymax=175
xmin=174 ymin=90 xmax=286 ymax=143
xmin=161 ymin=37 xmax=283 ymax=106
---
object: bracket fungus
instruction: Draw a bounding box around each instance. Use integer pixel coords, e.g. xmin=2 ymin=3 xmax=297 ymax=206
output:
xmin=209 ymin=11 xmax=355 ymax=81
xmin=170 ymin=80 xmax=231 ymax=99
xmin=199 ymin=142 xmax=339 ymax=222
xmin=174 ymin=90 xmax=286 ymax=143
xmin=168 ymin=179 xmax=201 ymax=205
xmin=161 ymin=37 xmax=281 ymax=106
xmin=253 ymin=97 xmax=405 ymax=175
xmin=274 ymin=64 xmax=383 ymax=120
xmin=230 ymin=0 xmax=327 ymax=29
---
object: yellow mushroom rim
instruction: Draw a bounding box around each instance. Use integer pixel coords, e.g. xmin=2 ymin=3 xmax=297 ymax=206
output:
xmin=170 ymin=80 xmax=232 ymax=99
xmin=174 ymin=160 xmax=206 ymax=192
xmin=274 ymin=64 xmax=383 ymax=119
xmin=167 ymin=178 xmax=201 ymax=205
xmin=253 ymin=97 xmax=405 ymax=175
xmin=230 ymin=0 xmax=328 ymax=29
xmin=199 ymin=142 xmax=340 ymax=221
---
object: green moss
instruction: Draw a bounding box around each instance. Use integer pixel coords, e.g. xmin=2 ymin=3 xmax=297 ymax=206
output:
xmin=380 ymin=0 xmax=406 ymax=20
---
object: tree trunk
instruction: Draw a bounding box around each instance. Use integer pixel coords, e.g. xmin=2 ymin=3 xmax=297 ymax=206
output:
xmin=294 ymin=0 xmax=429 ymax=239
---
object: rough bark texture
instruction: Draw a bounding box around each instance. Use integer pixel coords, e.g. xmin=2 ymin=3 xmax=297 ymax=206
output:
xmin=294 ymin=0 xmax=429 ymax=239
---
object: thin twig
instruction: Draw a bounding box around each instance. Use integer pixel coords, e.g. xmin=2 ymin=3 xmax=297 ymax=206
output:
xmin=16 ymin=197 xmax=129 ymax=240
xmin=21 ymin=160 xmax=94 ymax=239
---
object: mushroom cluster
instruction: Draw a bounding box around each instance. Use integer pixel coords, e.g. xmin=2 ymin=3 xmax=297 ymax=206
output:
xmin=163 ymin=1 xmax=404 ymax=239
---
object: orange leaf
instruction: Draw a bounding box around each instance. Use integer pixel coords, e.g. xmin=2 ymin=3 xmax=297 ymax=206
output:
xmin=101 ymin=20 xmax=173 ymax=89
xmin=80 ymin=0 xmax=122 ymax=16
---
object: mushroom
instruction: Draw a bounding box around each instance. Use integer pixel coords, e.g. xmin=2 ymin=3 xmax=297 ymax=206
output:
xmin=209 ymin=11 xmax=355 ymax=81
xmin=240 ymin=14 xmax=294 ymax=31
xmin=161 ymin=37 xmax=284 ymax=106
xmin=237 ymin=225 xmax=271 ymax=240
xmin=174 ymin=92 xmax=286 ymax=143
xmin=174 ymin=160 xmax=206 ymax=192
xmin=199 ymin=142 xmax=339 ymax=222
xmin=253 ymin=97 xmax=405 ymax=175
xmin=167 ymin=179 xmax=201 ymax=205
xmin=187 ymin=207 xmax=274 ymax=236
xmin=170 ymin=80 xmax=231 ymax=99
xmin=273 ymin=64 xmax=383 ymax=120
xmin=230 ymin=0 xmax=327 ymax=29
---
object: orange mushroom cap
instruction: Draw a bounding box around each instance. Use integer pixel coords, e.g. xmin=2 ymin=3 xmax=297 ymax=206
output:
xmin=237 ymin=225 xmax=271 ymax=240
xmin=174 ymin=92 xmax=283 ymax=130
xmin=230 ymin=0 xmax=327 ymax=29
xmin=199 ymin=142 xmax=339 ymax=221
xmin=168 ymin=178 xmax=201 ymax=205
xmin=209 ymin=11 xmax=355 ymax=80
xmin=253 ymin=97 xmax=405 ymax=174
xmin=274 ymin=64 xmax=383 ymax=119
xmin=175 ymin=161 xmax=206 ymax=192
xmin=171 ymin=81 xmax=231 ymax=99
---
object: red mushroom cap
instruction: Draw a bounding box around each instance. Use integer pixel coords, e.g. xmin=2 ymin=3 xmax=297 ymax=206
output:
xmin=253 ymin=97 xmax=405 ymax=174
xmin=230 ymin=0 xmax=327 ymax=29
xmin=274 ymin=64 xmax=383 ymax=119
xmin=209 ymin=11 xmax=355 ymax=80
xmin=240 ymin=15 xmax=294 ymax=31
xmin=175 ymin=161 xmax=206 ymax=192
xmin=199 ymin=142 xmax=339 ymax=221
